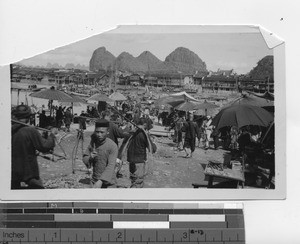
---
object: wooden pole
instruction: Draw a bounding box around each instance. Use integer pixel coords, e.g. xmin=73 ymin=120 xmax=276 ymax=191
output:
xmin=12 ymin=118 xmax=68 ymax=158
xmin=11 ymin=119 xmax=51 ymax=132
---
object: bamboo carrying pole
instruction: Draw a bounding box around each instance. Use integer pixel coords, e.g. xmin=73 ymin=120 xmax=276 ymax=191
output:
xmin=107 ymin=104 xmax=154 ymax=176
xmin=11 ymin=119 xmax=67 ymax=158
xmin=11 ymin=119 xmax=51 ymax=132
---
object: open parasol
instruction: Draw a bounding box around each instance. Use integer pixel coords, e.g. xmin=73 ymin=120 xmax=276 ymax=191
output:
xmin=247 ymin=91 xmax=274 ymax=101
xmin=194 ymin=100 xmax=219 ymax=116
xmin=175 ymin=101 xmax=201 ymax=111
xmin=29 ymin=87 xmax=73 ymax=116
xmin=29 ymin=87 xmax=73 ymax=101
xmin=212 ymin=104 xmax=274 ymax=130
xmin=229 ymin=94 xmax=274 ymax=108
xmin=109 ymin=91 xmax=127 ymax=101
xmin=87 ymin=93 xmax=114 ymax=103
xmin=155 ymin=91 xmax=200 ymax=108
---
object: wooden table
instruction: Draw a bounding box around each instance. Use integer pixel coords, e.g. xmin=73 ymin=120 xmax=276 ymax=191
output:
xmin=204 ymin=162 xmax=245 ymax=188
xmin=192 ymin=162 xmax=245 ymax=188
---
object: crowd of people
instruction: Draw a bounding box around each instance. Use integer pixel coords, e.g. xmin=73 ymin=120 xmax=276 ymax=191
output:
xmin=25 ymin=104 xmax=74 ymax=132
xmin=11 ymin=101 xmax=158 ymax=189
xmin=11 ymin=96 xmax=271 ymax=190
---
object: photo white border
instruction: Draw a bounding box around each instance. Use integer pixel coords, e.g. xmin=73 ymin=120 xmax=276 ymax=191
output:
xmin=0 ymin=25 xmax=285 ymax=201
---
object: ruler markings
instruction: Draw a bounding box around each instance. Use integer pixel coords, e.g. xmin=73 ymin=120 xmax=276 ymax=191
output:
xmin=113 ymin=222 xmax=169 ymax=229
xmin=170 ymin=222 xmax=227 ymax=228
xmin=0 ymin=202 xmax=244 ymax=243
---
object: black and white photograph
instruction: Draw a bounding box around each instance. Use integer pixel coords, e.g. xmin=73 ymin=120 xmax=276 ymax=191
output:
xmin=1 ymin=1 xmax=299 ymax=242
xmin=9 ymin=25 xmax=280 ymax=192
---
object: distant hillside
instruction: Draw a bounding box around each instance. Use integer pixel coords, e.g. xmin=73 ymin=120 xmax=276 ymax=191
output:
xmin=64 ymin=63 xmax=89 ymax=71
xmin=164 ymin=47 xmax=207 ymax=74
xmin=136 ymin=51 xmax=169 ymax=72
xmin=249 ymin=55 xmax=274 ymax=80
xmin=89 ymin=47 xmax=115 ymax=71
xmin=115 ymin=52 xmax=148 ymax=73
xmin=89 ymin=46 xmax=207 ymax=75
xmin=22 ymin=62 xmax=89 ymax=71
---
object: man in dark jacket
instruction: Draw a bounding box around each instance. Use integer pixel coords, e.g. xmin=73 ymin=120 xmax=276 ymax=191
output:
xmin=127 ymin=118 xmax=157 ymax=188
xmin=64 ymin=107 xmax=73 ymax=132
xmin=56 ymin=106 xmax=64 ymax=129
xmin=11 ymin=105 xmax=57 ymax=189
xmin=182 ymin=113 xmax=200 ymax=158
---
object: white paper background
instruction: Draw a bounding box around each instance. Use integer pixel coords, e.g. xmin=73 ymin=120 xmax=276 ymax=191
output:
xmin=0 ymin=0 xmax=298 ymax=243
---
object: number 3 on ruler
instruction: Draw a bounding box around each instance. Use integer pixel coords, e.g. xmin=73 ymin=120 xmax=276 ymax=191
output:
xmin=183 ymin=232 xmax=188 ymax=239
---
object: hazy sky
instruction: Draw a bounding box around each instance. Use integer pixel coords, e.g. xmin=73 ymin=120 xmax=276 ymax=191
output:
xmin=20 ymin=32 xmax=272 ymax=74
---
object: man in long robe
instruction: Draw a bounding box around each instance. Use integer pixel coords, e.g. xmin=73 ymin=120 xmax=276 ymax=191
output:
xmin=12 ymin=105 xmax=57 ymax=189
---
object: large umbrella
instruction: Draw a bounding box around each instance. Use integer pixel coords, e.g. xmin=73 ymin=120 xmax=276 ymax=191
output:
xmin=59 ymin=94 xmax=86 ymax=103
xmin=248 ymin=91 xmax=274 ymax=101
xmin=175 ymin=101 xmax=200 ymax=111
xmin=155 ymin=91 xmax=199 ymax=107
xmin=87 ymin=93 xmax=114 ymax=103
xmin=194 ymin=100 xmax=219 ymax=116
xmin=212 ymin=104 xmax=274 ymax=130
xmin=230 ymin=94 xmax=274 ymax=107
xmin=29 ymin=87 xmax=73 ymax=101
xmin=109 ymin=91 xmax=127 ymax=101
xmin=29 ymin=87 xmax=73 ymax=116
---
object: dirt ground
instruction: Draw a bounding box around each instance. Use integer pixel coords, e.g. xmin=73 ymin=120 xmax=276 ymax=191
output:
xmin=39 ymin=123 xmax=229 ymax=189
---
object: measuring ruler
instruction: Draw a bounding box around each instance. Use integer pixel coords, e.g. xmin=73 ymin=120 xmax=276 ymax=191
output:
xmin=0 ymin=202 xmax=245 ymax=244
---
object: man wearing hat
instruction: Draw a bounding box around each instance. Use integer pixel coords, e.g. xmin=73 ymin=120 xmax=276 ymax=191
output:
xmin=126 ymin=118 xmax=157 ymax=188
xmin=11 ymin=104 xmax=57 ymax=189
xmin=83 ymin=119 xmax=118 ymax=188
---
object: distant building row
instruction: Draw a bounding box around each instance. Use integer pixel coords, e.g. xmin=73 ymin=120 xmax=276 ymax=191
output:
xmin=11 ymin=65 xmax=274 ymax=93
